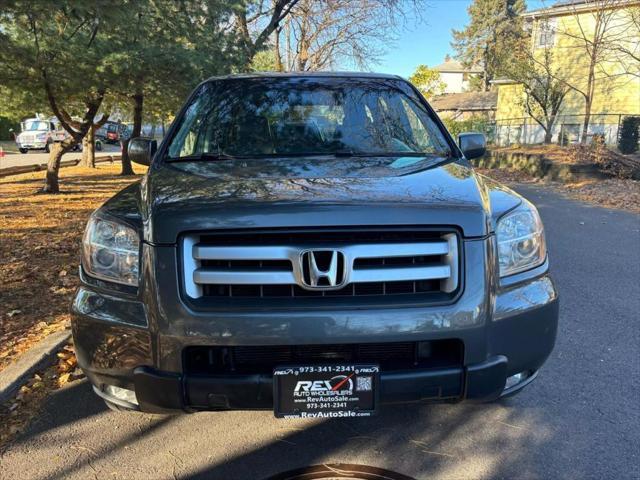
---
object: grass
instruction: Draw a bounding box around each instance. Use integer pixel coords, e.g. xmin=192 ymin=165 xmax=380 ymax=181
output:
xmin=0 ymin=140 xmax=19 ymax=154
xmin=0 ymin=163 xmax=146 ymax=372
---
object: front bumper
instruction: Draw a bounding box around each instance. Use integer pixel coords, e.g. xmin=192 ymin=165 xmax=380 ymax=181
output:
xmin=71 ymin=267 xmax=558 ymax=413
xmin=17 ymin=142 xmax=47 ymax=149
xmin=93 ymin=355 xmax=517 ymax=413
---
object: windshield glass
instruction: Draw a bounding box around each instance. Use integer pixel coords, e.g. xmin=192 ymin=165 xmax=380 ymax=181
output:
xmin=166 ymin=78 xmax=452 ymax=159
xmin=22 ymin=120 xmax=49 ymax=131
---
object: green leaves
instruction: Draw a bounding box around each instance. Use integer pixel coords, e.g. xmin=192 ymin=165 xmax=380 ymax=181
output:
xmin=451 ymin=0 xmax=527 ymax=91
xmin=408 ymin=65 xmax=446 ymax=99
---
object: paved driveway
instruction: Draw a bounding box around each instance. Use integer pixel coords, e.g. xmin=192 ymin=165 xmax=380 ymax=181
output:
xmin=1 ymin=185 xmax=638 ymax=480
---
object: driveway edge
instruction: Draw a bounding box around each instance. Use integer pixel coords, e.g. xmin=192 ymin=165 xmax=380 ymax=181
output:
xmin=0 ymin=329 xmax=72 ymax=404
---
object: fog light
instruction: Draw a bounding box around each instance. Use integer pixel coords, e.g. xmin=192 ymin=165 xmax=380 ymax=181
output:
xmin=505 ymin=371 xmax=529 ymax=390
xmin=105 ymin=385 xmax=138 ymax=405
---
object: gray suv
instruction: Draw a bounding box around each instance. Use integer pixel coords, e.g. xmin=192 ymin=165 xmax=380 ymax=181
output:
xmin=72 ymin=73 xmax=558 ymax=417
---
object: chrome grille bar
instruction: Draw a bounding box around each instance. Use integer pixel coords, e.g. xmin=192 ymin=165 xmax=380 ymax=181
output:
xmin=193 ymin=268 xmax=295 ymax=285
xmin=350 ymin=265 xmax=451 ymax=283
xmin=193 ymin=245 xmax=296 ymax=261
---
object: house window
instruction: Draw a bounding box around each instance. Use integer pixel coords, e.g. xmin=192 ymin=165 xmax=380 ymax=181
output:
xmin=537 ymin=18 xmax=556 ymax=48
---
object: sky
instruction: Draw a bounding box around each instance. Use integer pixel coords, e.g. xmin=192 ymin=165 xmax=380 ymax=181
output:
xmin=375 ymin=0 xmax=547 ymax=78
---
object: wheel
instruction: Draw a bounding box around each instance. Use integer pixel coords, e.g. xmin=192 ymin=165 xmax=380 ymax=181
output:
xmin=95 ymin=140 xmax=103 ymax=151
xmin=19 ymin=148 xmax=28 ymax=154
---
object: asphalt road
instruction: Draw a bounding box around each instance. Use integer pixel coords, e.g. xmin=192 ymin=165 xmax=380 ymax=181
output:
xmin=0 ymin=143 xmax=121 ymax=170
xmin=1 ymin=185 xmax=639 ymax=480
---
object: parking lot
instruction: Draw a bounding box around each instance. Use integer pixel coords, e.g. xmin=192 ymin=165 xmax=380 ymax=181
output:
xmin=0 ymin=184 xmax=638 ymax=480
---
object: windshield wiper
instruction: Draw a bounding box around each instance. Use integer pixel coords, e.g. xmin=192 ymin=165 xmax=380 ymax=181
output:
xmin=331 ymin=151 xmax=451 ymax=158
xmin=167 ymin=152 xmax=239 ymax=162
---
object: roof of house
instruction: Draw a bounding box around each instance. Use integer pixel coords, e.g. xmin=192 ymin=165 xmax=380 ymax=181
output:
xmin=524 ymin=0 xmax=639 ymax=18
xmin=430 ymin=91 xmax=498 ymax=112
xmin=433 ymin=59 xmax=483 ymax=74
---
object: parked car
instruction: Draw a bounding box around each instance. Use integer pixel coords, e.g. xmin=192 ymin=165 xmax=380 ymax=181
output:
xmin=72 ymin=73 xmax=558 ymax=416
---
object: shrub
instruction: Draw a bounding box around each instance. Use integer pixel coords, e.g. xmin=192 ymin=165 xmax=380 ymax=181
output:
xmin=442 ymin=116 xmax=493 ymax=144
xmin=618 ymin=116 xmax=640 ymax=154
xmin=0 ymin=116 xmax=19 ymax=141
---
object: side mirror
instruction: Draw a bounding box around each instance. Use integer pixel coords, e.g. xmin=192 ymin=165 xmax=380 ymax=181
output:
xmin=128 ymin=137 xmax=157 ymax=166
xmin=458 ymin=132 xmax=486 ymax=160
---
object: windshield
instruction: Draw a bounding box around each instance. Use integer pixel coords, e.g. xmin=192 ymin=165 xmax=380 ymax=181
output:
xmin=166 ymin=78 xmax=452 ymax=159
xmin=21 ymin=120 xmax=49 ymax=132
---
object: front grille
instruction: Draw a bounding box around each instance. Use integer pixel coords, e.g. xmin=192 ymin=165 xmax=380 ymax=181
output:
xmin=184 ymin=340 xmax=464 ymax=375
xmin=182 ymin=227 xmax=460 ymax=302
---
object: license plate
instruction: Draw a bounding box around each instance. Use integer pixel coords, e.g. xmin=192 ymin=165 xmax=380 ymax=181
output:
xmin=273 ymin=364 xmax=379 ymax=418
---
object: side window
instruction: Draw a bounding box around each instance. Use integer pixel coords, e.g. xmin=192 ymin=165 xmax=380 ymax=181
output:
xmin=537 ymin=18 xmax=556 ymax=48
xmin=168 ymin=87 xmax=210 ymax=158
xmin=400 ymin=98 xmax=430 ymax=146
xmin=399 ymin=97 xmax=450 ymax=154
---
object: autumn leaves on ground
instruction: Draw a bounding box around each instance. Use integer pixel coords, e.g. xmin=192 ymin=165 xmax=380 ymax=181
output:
xmin=0 ymin=163 xmax=145 ymax=448
xmin=0 ymin=163 xmax=146 ymax=370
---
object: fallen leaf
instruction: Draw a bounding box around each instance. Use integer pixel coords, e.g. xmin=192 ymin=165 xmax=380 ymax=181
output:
xmin=58 ymin=373 xmax=71 ymax=386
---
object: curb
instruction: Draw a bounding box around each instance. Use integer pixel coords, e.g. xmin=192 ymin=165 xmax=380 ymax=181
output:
xmin=0 ymin=155 xmax=121 ymax=179
xmin=0 ymin=329 xmax=72 ymax=404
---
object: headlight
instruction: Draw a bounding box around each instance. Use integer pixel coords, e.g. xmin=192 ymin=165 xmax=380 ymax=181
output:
xmin=82 ymin=216 xmax=140 ymax=286
xmin=496 ymin=202 xmax=546 ymax=277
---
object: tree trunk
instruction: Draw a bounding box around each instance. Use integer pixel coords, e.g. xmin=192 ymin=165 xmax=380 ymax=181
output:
xmin=274 ymin=26 xmax=283 ymax=72
xmin=580 ymin=60 xmax=596 ymax=145
xmin=121 ymin=92 xmax=143 ymax=176
xmin=580 ymin=95 xmax=592 ymax=145
xmin=81 ymin=125 xmax=96 ymax=167
xmin=41 ymin=142 xmax=71 ymax=194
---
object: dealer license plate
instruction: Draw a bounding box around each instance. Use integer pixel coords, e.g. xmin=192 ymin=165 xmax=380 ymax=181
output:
xmin=273 ymin=364 xmax=379 ymax=418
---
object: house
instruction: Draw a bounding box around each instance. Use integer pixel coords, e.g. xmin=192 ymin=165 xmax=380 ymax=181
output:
xmin=494 ymin=0 xmax=640 ymax=146
xmin=434 ymin=56 xmax=483 ymax=94
xmin=430 ymin=91 xmax=498 ymax=120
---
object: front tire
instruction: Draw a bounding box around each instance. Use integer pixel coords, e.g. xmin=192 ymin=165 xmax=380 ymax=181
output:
xmin=19 ymin=148 xmax=28 ymax=154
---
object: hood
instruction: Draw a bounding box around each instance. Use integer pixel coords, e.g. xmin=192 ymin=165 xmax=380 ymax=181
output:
xmin=137 ymin=156 xmax=521 ymax=244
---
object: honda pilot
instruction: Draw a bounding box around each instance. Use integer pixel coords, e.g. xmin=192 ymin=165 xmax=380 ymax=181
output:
xmin=71 ymin=73 xmax=558 ymax=417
